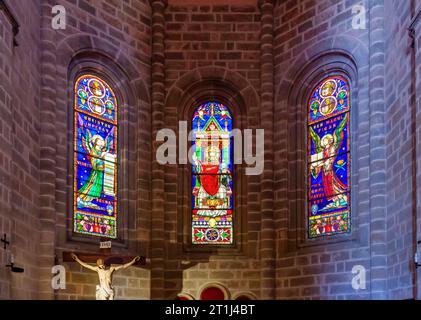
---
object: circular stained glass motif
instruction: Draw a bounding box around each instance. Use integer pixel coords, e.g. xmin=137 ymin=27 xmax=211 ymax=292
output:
xmin=308 ymin=76 xmax=349 ymax=125
xmin=88 ymin=96 xmax=105 ymax=116
xmin=319 ymin=96 xmax=337 ymax=116
xmin=319 ymin=79 xmax=337 ymax=98
xmin=205 ymin=228 xmax=219 ymax=241
xmin=88 ymin=78 xmax=106 ymax=98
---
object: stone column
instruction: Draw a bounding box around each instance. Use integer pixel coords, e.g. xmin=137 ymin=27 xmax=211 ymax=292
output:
xmin=259 ymin=0 xmax=276 ymax=300
xmin=409 ymin=0 xmax=420 ymax=300
xmin=38 ymin=1 xmax=58 ymax=299
xmin=150 ymin=0 xmax=167 ymax=300
xmin=368 ymin=0 xmax=387 ymax=299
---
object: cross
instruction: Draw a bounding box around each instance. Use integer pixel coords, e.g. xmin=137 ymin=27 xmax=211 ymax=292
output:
xmin=62 ymin=252 xmax=146 ymax=266
xmin=62 ymin=238 xmax=146 ymax=267
xmin=1 ymin=234 xmax=10 ymax=250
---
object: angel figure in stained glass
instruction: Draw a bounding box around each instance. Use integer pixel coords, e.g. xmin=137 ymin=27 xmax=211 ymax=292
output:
xmin=77 ymin=114 xmax=115 ymax=210
xmin=310 ymin=114 xmax=348 ymax=210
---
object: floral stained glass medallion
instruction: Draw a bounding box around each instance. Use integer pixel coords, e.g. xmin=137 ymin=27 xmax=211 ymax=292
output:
xmin=73 ymin=75 xmax=118 ymax=238
xmin=192 ymin=102 xmax=233 ymax=245
xmin=308 ymin=76 xmax=351 ymax=238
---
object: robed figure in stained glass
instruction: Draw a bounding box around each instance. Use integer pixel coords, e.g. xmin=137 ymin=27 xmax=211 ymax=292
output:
xmin=73 ymin=74 xmax=118 ymax=239
xmin=191 ymin=102 xmax=233 ymax=245
xmin=309 ymin=114 xmax=348 ymax=210
xmin=193 ymin=148 xmax=232 ymax=216
xmin=77 ymin=114 xmax=115 ymax=210
xmin=307 ymin=76 xmax=351 ymax=238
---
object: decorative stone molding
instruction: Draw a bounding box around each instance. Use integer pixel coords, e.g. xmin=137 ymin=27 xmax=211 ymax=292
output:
xmin=0 ymin=0 xmax=19 ymax=46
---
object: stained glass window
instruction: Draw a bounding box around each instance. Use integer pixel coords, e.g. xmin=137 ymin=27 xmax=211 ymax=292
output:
xmin=73 ymin=75 xmax=118 ymax=238
xmin=192 ymin=102 xmax=233 ymax=245
xmin=308 ymin=76 xmax=351 ymax=238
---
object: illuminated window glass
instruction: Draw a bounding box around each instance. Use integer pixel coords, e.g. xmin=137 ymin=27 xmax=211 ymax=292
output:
xmin=308 ymin=76 xmax=351 ymax=238
xmin=73 ymin=75 xmax=118 ymax=238
xmin=192 ymin=102 xmax=233 ymax=245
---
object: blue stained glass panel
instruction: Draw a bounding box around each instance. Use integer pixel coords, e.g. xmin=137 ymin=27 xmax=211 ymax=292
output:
xmin=307 ymin=76 xmax=351 ymax=238
xmin=191 ymin=102 xmax=233 ymax=245
xmin=73 ymin=75 xmax=118 ymax=239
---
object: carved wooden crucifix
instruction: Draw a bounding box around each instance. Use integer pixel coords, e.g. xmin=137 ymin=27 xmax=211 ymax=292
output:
xmin=62 ymin=239 xmax=146 ymax=300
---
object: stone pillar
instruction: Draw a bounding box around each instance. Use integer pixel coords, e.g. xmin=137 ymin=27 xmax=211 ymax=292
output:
xmin=259 ymin=0 xmax=276 ymax=300
xmin=150 ymin=0 xmax=167 ymax=300
xmin=409 ymin=0 xmax=420 ymax=300
xmin=368 ymin=0 xmax=387 ymax=299
xmin=416 ymin=7 xmax=421 ymax=301
xmin=0 ymin=1 xmax=14 ymax=300
xmin=38 ymin=1 xmax=58 ymax=299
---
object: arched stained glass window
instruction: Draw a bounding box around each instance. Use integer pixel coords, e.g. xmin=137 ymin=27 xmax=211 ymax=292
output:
xmin=192 ymin=102 xmax=233 ymax=245
xmin=73 ymin=74 xmax=118 ymax=238
xmin=308 ymin=76 xmax=351 ymax=238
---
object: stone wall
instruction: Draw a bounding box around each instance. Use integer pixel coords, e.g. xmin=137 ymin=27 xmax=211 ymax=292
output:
xmin=0 ymin=0 xmax=419 ymax=300
xmin=415 ymin=0 xmax=421 ymax=301
xmin=0 ymin=0 xmax=42 ymax=299
xmin=273 ymin=0 xmax=419 ymax=300
xmin=37 ymin=0 xmax=152 ymax=300
xmin=384 ymin=0 xmax=419 ymax=300
xmin=155 ymin=0 xmax=267 ymax=300
xmin=274 ymin=0 xmax=373 ymax=299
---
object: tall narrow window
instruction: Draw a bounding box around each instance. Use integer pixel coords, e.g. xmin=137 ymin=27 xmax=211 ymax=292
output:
xmin=73 ymin=75 xmax=118 ymax=238
xmin=192 ymin=102 xmax=233 ymax=245
xmin=308 ymin=76 xmax=351 ymax=238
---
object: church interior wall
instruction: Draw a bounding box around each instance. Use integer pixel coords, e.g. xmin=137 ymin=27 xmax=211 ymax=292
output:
xmin=384 ymin=0 xmax=419 ymax=300
xmin=0 ymin=0 xmax=42 ymax=299
xmin=0 ymin=0 xmax=419 ymax=300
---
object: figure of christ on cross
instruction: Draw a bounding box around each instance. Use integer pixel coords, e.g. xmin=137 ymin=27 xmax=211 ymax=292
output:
xmin=71 ymin=253 xmax=140 ymax=300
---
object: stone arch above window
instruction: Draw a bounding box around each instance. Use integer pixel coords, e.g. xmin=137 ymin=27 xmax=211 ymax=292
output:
xmin=280 ymin=51 xmax=360 ymax=248
xmin=66 ymin=51 xmax=142 ymax=246
xmin=167 ymin=66 xmax=259 ymax=254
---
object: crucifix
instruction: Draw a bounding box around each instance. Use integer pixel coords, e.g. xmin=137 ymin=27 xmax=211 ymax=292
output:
xmin=1 ymin=234 xmax=10 ymax=250
xmin=63 ymin=239 xmax=146 ymax=300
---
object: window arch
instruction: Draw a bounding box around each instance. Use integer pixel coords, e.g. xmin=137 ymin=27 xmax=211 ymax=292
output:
xmin=308 ymin=76 xmax=351 ymax=238
xmin=73 ymin=74 xmax=118 ymax=239
xmin=191 ymin=102 xmax=233 ymax=245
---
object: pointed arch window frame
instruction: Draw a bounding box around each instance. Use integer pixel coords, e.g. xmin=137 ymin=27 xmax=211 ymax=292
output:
xmin=179 ymin=96 xmax=247 ymax=254
xmin=174 ymin=80 xmax=250 ymax=255
xmin=283 ymin=54 xmax=361 ymax=250
xmin=63 ymin=52 xmax=143 ymax=252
